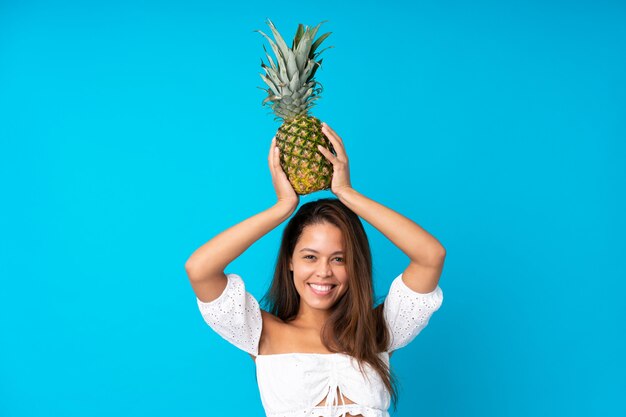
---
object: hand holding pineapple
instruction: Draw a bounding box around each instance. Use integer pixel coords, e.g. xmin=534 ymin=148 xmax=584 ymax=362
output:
xmin=268 ymin=136 xmax=299 ymax=210
xmin=318 ymin=122 xmax=353 ymax=198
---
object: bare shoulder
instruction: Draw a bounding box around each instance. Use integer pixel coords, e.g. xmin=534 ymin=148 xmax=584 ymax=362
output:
xmin=249 ymin=309 xmax=284 ymax=363
xmin=261 ymin=309 xmax=284 ymax=325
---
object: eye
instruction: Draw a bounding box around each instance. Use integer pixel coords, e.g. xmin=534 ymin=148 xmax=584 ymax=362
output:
xmin=304 ymin=255 xmax=316 ymax=260
xmin=333 ymin=257 xmax=345 ymax=263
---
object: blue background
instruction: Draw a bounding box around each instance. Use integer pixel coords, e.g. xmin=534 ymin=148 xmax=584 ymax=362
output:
xmin=1 ymin=0 xmax=624 ymax=416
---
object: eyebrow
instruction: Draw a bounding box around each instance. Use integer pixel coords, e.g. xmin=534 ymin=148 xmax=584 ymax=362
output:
xmin=299 ymin=248 xmax=344 ymax=255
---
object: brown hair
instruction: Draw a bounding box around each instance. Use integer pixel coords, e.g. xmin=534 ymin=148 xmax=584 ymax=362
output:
xmin=260 ymin=198 xmax=399 ymax=410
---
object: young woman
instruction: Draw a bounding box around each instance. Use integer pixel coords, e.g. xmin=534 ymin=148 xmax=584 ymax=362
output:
xmin=185 ymin=122 xmax=446 ymax=417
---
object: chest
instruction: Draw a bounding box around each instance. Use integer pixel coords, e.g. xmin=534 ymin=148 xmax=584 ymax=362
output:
xmin=254 ymin=352 xmax=391 ymax=412
xmin=258 ymin=313 xmax=335 ymax=355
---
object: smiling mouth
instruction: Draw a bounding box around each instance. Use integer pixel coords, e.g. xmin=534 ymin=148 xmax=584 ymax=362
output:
xmin=308 ymin=283 xmax=337 ymax=295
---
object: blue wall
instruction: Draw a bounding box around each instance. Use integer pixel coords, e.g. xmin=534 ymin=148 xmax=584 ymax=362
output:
xmin=1 ymin=0 xmax=624 ymax=416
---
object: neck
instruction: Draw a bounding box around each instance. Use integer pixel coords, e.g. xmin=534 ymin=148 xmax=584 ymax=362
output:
xmin=292 ymin=305 xmax=330 ymax=331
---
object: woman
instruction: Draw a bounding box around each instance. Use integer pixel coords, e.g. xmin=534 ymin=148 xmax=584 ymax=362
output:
xmin=185 ymin=122 xmax=446 ymax=417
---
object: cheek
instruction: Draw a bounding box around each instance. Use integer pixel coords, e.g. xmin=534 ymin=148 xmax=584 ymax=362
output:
xmin=335 ymin=266 xmax=349 ymax=285
xmin=293 ymin=264 xmax=311 ymax=286
xmin=294 ymin=262 xmax=316 ymax=276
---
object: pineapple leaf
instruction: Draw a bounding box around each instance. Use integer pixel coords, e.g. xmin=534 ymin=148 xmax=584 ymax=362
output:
xmin=262 ymin=94 xmax=282 ymax=105
xmin=313 ymin=45 xmax=334 ymax=60
xmin=286 ymin=51 xmax=299 ymax=80
xmin=307 ymin=20 xmax=329 ymax=47
xmin=261 ymin=60 xmax=282 ymax=86
xmin=294 ymin=30 xmax=316 ymax=75
xmin=309 ymin=80 xmax=323 ymax=95
xmin=293 ymin=24 xmax=305 ymax=49
xmin=307 ymin=91 xmax=322 ymax=102
xmin=262 ymin=44 xmax=277 ymax=71
xmin=258 ymin=20 xmax=330 ymax=119
xmin=300 ymin=60 xmax=316 ymax=82
xmin=307 ymin=58 xmax=323 ymax=82
xmin=255 ymin=29 xmax=286 ymax=68
xmin=310 ymin=32 xmax=332 ymax=57
xmin=260 ymin=74 xmax=280 ymax=96
xmin=265 ymin=19 xmax=291 ymax=61
xmin=257 ymin=86 xmax=274 ymax=97
xmin=267 ymin=68 xmax=282 ymax=89
xmin=277 ymin=56 xmax=289 ymax=89
xmin=288 ymin=66 xmax=300 ymax=92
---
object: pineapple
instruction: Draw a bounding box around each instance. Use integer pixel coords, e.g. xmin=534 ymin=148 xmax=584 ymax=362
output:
xmin=256 ymin=19 xmax=335 ymax=195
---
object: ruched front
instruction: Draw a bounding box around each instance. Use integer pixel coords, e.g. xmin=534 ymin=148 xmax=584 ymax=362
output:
xmin=256 ymin=352 xmax=391 ymax=417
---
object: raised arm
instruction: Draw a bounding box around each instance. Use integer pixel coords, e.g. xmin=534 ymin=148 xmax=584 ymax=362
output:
xmin=185 ymin=136 xmax=299 ymax=302
xmin=317 ymin=123 xmax=446 ymax=294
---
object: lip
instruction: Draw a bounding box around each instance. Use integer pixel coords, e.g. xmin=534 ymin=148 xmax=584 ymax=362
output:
xmin=307 ymin=283 xmax=337 ymax=296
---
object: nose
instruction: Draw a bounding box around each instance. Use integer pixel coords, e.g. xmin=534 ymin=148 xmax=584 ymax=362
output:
xmin=316 ymin=262 xmax=332 ymax=277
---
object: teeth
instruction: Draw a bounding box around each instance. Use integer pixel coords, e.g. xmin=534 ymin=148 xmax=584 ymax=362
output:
xmin=309 ymin=284 xmax=334 ymax=292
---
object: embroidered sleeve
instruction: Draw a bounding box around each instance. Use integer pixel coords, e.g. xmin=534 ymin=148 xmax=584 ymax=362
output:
xmin=383 ymin=273 xmax=444 ymax=352
xmin=196 ymin=273 xmax=263 ymax=356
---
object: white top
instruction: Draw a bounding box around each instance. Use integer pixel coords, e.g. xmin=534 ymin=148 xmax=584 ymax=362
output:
xmin=196 ymin=273 xmax=444 ymax=417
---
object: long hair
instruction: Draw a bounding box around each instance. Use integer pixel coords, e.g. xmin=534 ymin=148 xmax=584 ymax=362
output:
xmin=260 ymin=198 xmax=399 ymax=410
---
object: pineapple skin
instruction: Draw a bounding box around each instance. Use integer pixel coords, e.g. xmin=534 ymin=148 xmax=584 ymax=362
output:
xmin=276 ymin=115 xmax=335 ymax=195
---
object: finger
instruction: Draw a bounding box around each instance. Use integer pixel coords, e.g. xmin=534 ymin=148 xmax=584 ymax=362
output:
xmin=268 ymin=136 xmax=275 ymax=161
xmin=321 ymin=124 xmax=344 ymax=152
xmin=272 ymin=140 xmax=286 ymax=175
xmin=273 ymin=140 xmax=281 ymax=168
xmin=269 ymin=137 xmax=277 ymax=176
xmin=321 ymin=122 xmax=344 ymax=146
xmin=317 ymin=144 xmax=337 ymax=163
xmin=321 ymin=125 xmax=346 ymax=159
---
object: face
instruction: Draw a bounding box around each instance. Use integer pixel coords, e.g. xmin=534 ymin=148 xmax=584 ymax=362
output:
xmin=289 ymin=222 xmax=349 ymax=312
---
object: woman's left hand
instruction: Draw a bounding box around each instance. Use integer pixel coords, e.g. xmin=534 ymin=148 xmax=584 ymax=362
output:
xmin=318 ymin=122 xmax=353 ymax=198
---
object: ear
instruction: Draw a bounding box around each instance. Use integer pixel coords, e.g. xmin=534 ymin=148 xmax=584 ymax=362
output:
xmin=289 ymin=260 xmax=293 ymax=271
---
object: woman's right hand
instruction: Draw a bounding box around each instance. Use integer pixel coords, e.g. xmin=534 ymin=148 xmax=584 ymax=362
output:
xmin=268 ymin=136 xmax=299 ymax=210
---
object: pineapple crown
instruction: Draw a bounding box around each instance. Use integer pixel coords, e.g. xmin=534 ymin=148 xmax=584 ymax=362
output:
xmin=255 ymin=18 xmax=333 ymax=122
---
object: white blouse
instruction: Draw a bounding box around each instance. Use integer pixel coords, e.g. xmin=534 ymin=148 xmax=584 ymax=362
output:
xmin=196 ymin=273 xmax=444 ymax=417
